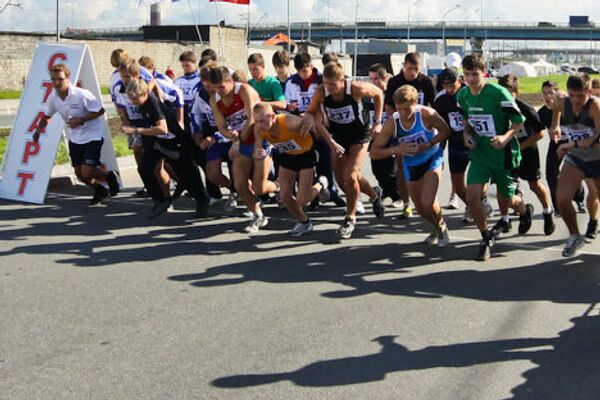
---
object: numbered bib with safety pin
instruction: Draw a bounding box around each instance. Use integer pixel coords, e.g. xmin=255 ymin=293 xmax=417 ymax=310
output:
xmin=326 ymin=105 xmax=356 ymax=124
xmin=468 ymin=114 xmax=497 ymax=137
xmin=564 ymin=127 xmax=594 ymax=143
xmin=226 ymin=109 xmax=248 ymax=131
xmin=398 ymin=131 xmax=428 ymax=145
xmin=448 ymin=111 xmax=464 ymax=132
xmin=273 ymin=139 xmax=302 ymax=153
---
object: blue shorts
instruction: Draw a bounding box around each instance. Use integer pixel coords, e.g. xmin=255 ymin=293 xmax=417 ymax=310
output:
xmin=207 ymin=142 xmax=232 ymax=162
xmin=448 ymin=147 xmax=470 ymax=174
xmin=240 ymin=141 xmax=271 ymax=159
xmin=403 ymin=153 xmax=444 ymax=182
xmin=564 ymin=155 xmax=600 ymax=179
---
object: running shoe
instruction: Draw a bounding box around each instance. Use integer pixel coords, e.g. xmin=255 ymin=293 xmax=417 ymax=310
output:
xmin=337 ymin=216 xmax=356 ymax=240
xmin=243 ymin=215 xmax=269 ymax=233
xmin=491 ymin=218 xmax=512 ymax=237
xmin=389 ymin=199 xmax=404 ymax=209
xmin=438 ymin=222 xmax=450 ymax=247
xmin=317 ymin=176 xmax=331 ymax=203
xmin=371 ymin=186 xmax=385 ymax=219
xmin=356 ymin=201 xmax=366 ymax=215
xmin=223 ymin=193 xmax=238 ymax=212
xmin=288 ymin=220 xmax=314 ymax=237
xmin=482 ymin=196 xmax=494 ymax=218
xmin=543 ymin=212 xmax=556 ymax=236
xmin=562 ymin=234 xmax=584 ymax=257
xmin=477 ymin=231 xmax=496 ymax=261
xmin=398 ymin=204 xmax=413 ymax=219
xmin=424 ymin=229 xmax=439 ymax=245
xmin=462 ymin=207 xmax=473 ymax=224
xmin=518 ymin=204 xmax=534 ymax=235
xmin=445 ymin=193 xmax=459 ymax=210
xmin=148 ymin=198 xmax=172 ymax=220
xmin=89 ymin=185 xmax=109 ymax=205
xmin=106 ymin=170 xmax=120 ymax=196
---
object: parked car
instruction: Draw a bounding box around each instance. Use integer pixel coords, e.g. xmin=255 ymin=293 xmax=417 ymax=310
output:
xmin=577 ymin=66 xmax=600 ymax=74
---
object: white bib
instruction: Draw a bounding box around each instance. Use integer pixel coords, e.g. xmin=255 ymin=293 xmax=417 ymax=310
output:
xmin=398 ymin=131 xmax=428 ymax=145
xmin=226 ymin=109 xmax=248 ymax=132
xmin=326 ymin=105 xmax=356 ymax=124
xmin=273 ymin=139 xmax=302 ymax=153
xmin=468 ymin=114 xmax=497 ymax=137
xmin=565 ymin=127 xmax=594 ymax=143
xmin=448 ymin=111 xmax=464 ymax=132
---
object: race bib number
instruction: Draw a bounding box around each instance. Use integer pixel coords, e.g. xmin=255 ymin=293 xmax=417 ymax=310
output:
xmin=126 ymin=105 xmax=142 ymax=120
xmin=398 ymin=131 xmax=428 ymax=145
xmin=226 ymin=109 xmax=248 ymax=131
xmin=299 ymin=92 xmax=313 ymax=109
xmin=468 ymin=114 xmax=497 ymax=137
xmin=326 ymin=105 xmax=356 ymax=124
xmin=369 ymin=110 xmax=389 ymax=126
xmin=273 ymin=139 xmax=302 ymax=153
xmin=565 ymin=127 xmax=594 ymax=143
xmin=448 ymin=111 xmax=464 ymax=132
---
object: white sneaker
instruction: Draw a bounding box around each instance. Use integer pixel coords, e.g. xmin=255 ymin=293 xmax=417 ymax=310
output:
xmin=424 ymin=230 xmax=439 ymax=245
xmin=223 ymin=192 xmax=238 ymax=212
xmin=389 ymin=199 xmax=404 ymax=209
xmin=317 ymin=176 xmax=330 ymax=203
xmin=462 ymin=208 xmax=473 ymax=224
xmin=243 ymin=215 xmax=269 ymax=233
xmin=446 ymin=193 xmax=459 ymax=210
xmin=337 ymin=216 xmax=356 ymax=239
xmin=288 ymin=221 xmax=313 ymax=237
xmin=437 ymin=222 xmax=450 ymax=247
xmin=355 ymin=201 xmax=366 ymax=215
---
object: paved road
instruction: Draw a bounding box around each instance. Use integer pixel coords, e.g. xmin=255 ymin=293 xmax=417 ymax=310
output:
xmin=1 ymin=144 xmax=599 ymax=399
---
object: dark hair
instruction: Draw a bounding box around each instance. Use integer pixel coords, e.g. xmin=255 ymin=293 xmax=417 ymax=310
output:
xmin=567 ymin=73 xmax=591 ymax=91
xmin=368 ymin=63 xmax=388 ymax=79
xmin=498 ymin=74 xmax=519 ymax=92
xmin=462 ymin=54 xmax=486 ymax=71
xmin=541 ymin=80 xmax=558 ymax=90
xmin=294 ymin=53 xmax=312 ymax=70
xmin=208 ymin=66 xmax=232 ymax=84
xmin=138 ymin=56 xmax=154 ymax=71
xmin=179 ymin=51 xmax=197 ymax=63
xmin=247 ymin=53 xmax=265 ymax=67
xmin=322 ymin=52 xmax=339 ymax=65
xmin=201 ymin=48 xmax=218 ymax=61
xmin=404 ymin=52 xmax=421 ymax=66
xmin=272 ymin=49 xmax=289 ymax=68
xmin=199 ymin=55 xmax=216 ymax=68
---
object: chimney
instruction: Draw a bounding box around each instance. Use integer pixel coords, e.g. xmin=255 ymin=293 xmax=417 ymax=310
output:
xmin=150 ymin=3 xmax=161 ymax=26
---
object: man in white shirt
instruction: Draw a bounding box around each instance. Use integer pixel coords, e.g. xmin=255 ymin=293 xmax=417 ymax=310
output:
xmin=34 ymin=64 xmax=119 ymax=205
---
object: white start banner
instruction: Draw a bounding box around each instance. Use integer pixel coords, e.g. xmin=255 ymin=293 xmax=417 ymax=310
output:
xmin=0 ymin=42 xmax=118 ymax=204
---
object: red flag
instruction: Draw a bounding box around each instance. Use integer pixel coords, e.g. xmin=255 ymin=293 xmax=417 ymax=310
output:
xmin=209 ymin=0 xmax=250 ymax=4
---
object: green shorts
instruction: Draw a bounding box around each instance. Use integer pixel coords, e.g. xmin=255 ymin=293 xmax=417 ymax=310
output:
xmin=467 ymin=161 xmax=518 ymax=198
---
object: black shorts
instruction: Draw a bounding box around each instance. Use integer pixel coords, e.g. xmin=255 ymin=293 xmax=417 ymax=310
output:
xmin=448 ymin=147 xmax=470 ymax=174
xmin=517 ymin=146 xmax=541 ymax=181
xmin=69 ymin=139 xmax=103 ymax=167
xmin=333 ymin=131 xmax=371 ymax=154
xmin=278 ymin=149 xmax=317 ymax=171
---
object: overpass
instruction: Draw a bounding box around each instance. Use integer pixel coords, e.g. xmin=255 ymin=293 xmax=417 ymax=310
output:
xmin=248 ymin=20 xmax=600 ymax=42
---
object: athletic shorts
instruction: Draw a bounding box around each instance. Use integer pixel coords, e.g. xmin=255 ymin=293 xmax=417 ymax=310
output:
xmin=278 ymin=149 xmax=317 ymax=171
xmin=69 ymin=139 xmax=103 ymax=167
xmin=240 ymin=141 xmax=271 ymax=159
xmin=207 ymin=142 xmax=232 ymax=162
xmin=517 ymin=146 xmax=541 ymax=181
xmin=467 ymin=161 xmax=518 ymax=198
xmin=403 ymin=153 xmax=444 ymax=182
xmin=564 ymin=155 xmax=600 ymax=179
xmin=448 ymin=147 xmax=470 ymax=174
xmin=333 ymin=131 xmax=371 ymax=154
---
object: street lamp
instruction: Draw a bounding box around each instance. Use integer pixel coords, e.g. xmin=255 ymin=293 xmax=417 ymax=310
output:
xmin=407 ymin=0 xmax=422 ymax=50
xmin=442 ymin=3 xmax=461 ymax=56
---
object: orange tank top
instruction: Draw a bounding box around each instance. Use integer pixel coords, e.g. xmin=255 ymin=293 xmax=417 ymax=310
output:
xmin=260 ymin=114 xmax=313 ymax=155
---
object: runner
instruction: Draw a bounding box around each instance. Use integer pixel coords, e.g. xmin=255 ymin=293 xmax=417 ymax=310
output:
xmin=285 ymin=52 xmax=346 ymax=208
xmin=121 ymin=78 xmax=209 ymax=219
xmin=366 ymin=63 xmax=402 ymax=208
xmin=498 ymin=74 xmax=555 ymax=236
xmin=371 ymin=85 xmax=452 ymax=246
xmin=305 ymin=62 xmax=385 ymax=239
xmin=384 ymin=52 xmax=436 ymax=219
xmin=209 ymin=66 xmax=267 ymax=233
xmin=272 ymin=49 xmax=291 ymax=92
xmin=138 ymin=56 xmax=171 ymax=81
xmin=538 ymin=80 xmax=586 ymax=214
xmin=457 ymin=54 xmax=533 ymax=261
xmin=247 ymin=53 xmax=286 ymax=111
xmin=33 ymin=64 xmax=119 ymax=205
xmin=253 ymin=103 xmax=338 ymax=236
xmin=551 ymin=73 xmax=600 ymax=256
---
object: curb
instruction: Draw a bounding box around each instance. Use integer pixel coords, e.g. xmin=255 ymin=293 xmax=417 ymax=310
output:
xmin=49 ymin=155 xmax=137 ymax=189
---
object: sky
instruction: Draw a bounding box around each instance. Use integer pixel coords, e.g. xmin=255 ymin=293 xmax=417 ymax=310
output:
xmin=0 ymin=0 xmax=599 ymax=33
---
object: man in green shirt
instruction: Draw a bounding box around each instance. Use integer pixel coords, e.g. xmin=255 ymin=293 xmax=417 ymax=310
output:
xmin=247 ymin=53 xmax=286 ymax=111
xmin=457 ymin=54 xmax=534 ymax=261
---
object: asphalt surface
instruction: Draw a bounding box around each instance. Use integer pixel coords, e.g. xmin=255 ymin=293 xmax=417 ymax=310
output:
xmin=1 ymin=141 xmax=599 ymax=399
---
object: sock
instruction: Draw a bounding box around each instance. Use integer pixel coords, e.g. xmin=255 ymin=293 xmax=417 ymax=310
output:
xmin=254 ymin=208 xmax=263 ymax=218
xmin=543 ymin=207 xmax=553 ymax=214
xmin=501 ymin=215 xmax=510 ymax=222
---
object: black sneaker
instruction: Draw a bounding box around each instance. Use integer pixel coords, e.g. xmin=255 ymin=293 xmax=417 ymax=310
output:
xmin=543 ymin=212 xmax=556 ymax=236
xmin=330 ymin=194 xmax=347 ymax=207
xmin=585 ymin=219 xmax=598 ymax=239
xmin=491 ymin=219 xmax=512 ymax=237
xmin=518 ymin=204 xmax=534 ymax=235
xmin=148 ymin=198 xmax=172 ymax=220
xmin=371 ymin=186 xmax=385 ymax=219
xmin=195 ymin=200 xmax=209 ymax=218
xmin=89 ymin=185 xmax=109 ymax=205
xmin=106 ymin=170 xmax=120 ymax=196
xmin=477 ymin=231 xmax=496 ymax=261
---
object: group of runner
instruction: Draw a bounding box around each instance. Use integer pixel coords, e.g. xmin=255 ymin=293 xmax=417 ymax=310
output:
xmin=36 ymin=47 xmax=600 ymax=260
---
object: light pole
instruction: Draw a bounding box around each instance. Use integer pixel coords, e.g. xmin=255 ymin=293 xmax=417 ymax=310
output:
xmin=407 ymin=0 xmax=422 ymax=50
xmin=353 ymin=0 xmax=358 ymax=77
xmin=287 ymin=0 xmax=291 ymax=52
xmin=56 ymin=0 xmax=60 ymax=42
xmin=463 ymin=8 xmax=479 ymax=55
xmin=442 ymin=3 xmax=460 ymax=57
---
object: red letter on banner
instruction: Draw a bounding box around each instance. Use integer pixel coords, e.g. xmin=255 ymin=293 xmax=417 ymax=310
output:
xmin=42 ymin=81 xmax=53 ymax=103
xmin=17 ymin=172 xmax=35 ymax=196
xmin=48 ymin=53 xmax=67 ymax=71
xmin=22 ymin=141 xmax=41 ymax=164
xmin=28 ymin=112 xmax=47 ymax=133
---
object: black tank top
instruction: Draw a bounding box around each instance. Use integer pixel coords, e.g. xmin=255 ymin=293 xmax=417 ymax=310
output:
xmin=323 ymin=79 xmax=367 ymax=136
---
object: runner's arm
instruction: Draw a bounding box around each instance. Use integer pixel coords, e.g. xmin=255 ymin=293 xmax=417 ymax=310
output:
xmin=239 ymin=84 xmax=260 ymax=142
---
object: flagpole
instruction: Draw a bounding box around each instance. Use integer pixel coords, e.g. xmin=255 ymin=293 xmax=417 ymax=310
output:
xmin=186 ymin=0 xmax=203 ymax=44
xmin=246 ymin=2 xmax=251 ymax=45
xmin=56 ymin=0 xmax=60 ymax=42
xmin=287 ymin=0 xmax=291 ymax=52
xmin=215 ymin=1 xmax=223 ymax=58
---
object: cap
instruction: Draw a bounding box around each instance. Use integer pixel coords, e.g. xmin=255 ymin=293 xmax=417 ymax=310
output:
xmin=445 ymin=52 xmax=462 ymax=69
xmin=439 ymin=67 xmax=460 ymax=84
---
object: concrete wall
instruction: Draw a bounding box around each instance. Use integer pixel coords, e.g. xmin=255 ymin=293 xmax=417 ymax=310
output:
xmin=0 ymin=28 xmax=352 ymax=91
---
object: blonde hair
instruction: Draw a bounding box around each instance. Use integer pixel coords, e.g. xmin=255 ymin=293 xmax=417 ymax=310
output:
xmin=323 ymin=62 xmax=345 ymax=80
xmin=253 ymin=102 xmax=273 ymax=115
xmin=51 ymin=63 xmax=71 ymax=77
xmin=232 ymin=68 xmax=248 ymax=83
xmin=110 ymin=49 xmax=128 ymax=68
xmin=393 ymin=85 xmax=419 ymax=105
xmin=138 ymin=56 xmax=155 ymax=71
xmin=126 ymin=78 xmax=148 ymax=99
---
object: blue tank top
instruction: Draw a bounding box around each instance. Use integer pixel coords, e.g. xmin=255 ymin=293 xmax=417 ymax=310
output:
xmin=393 ymin=107 xmax=441 ymax=166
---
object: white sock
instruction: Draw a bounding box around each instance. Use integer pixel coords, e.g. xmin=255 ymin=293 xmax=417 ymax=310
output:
xmin=254 ymin=208 xmax=263 ymax=218
xmin=501 ymin=215 xmax=510 ymax=222
xmin=543 ymin=207 xmax=553 ymax=214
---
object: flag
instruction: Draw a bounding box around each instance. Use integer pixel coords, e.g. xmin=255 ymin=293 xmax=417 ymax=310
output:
xmin=138 ymin=0 xmax=180 ymax=7
xmin=209 ymin=0 xmax=251 ymax=4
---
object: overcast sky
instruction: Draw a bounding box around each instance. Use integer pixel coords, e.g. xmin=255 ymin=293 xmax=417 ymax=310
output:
xmin=1 ymin=0 xmax=599 ymax=32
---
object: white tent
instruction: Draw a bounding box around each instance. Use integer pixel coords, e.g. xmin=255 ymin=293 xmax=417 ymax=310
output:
xmin=498 ymin=62 xmax=537 ymax=78
xmin=532 ymin=59 xmax=558 ymax=76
